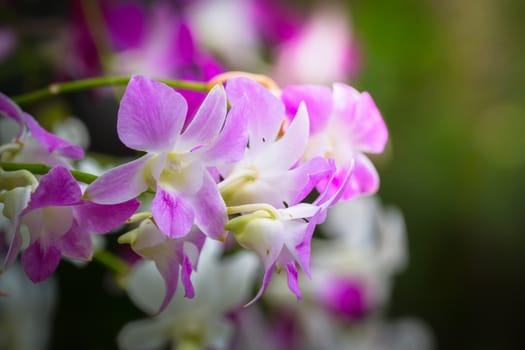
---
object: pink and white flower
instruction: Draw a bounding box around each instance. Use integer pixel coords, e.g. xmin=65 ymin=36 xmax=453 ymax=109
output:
xmin=118 ymin=219 xmax=206 ymax=312
xmin=226 ymin=166 xmax=350 ymax=304
xmin=4 ymin=166 xmax=139 ymax=282
xmin=86 ymin=76 xmax=248 ymax=240
xmin=281 ymin=83 xmax=388 ymax=201
xmin=0 ymin=93 xmax=84 ymax=167
xmin=220 ymin=77 xmax=330 ymax=208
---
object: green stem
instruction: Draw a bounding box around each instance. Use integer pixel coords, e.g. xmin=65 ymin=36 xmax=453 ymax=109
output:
xmin=11 ymin=76 xmax=209 ymax=105
xmin=0 ymin=162 xmax=98 ymax=184
xmin=93 ymin=249 xmax=130 ymax=275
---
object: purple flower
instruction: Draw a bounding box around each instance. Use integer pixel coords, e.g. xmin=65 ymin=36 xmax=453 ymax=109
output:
xmin=70 ymin=1 xmax=223 ymax=79
xmin=226 ymin=168 xmax=351 ymax=304
xmin=118 ymin=219 xmax=206 ymax=313
xmin=313 ymin=277 xmax=369 ymax=321
xmin=0 ymin=93 xmax=85 ymax=166
xmin=272 ymin=7 xmax=362 ymax=85
xmin=281 ymin=83 xmax=388 ymax=201
xmin=86 ymin=76 xmax=247 ymax=240
xmin=4 ymin=166 xmax=139 ymax=282
xmin=220 ymin=77 xmax=330 ymax=208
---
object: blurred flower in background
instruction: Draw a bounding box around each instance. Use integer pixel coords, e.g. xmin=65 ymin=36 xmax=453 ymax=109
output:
xmin=0 ymin=27 xmax=16 ymax=63
xmin=0 ymin=263 xmax=57 ymax=350
xmin=186 ymin=0 xmax=361 ymax=84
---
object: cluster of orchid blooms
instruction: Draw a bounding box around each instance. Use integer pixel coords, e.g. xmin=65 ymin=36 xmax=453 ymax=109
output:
xmin=0 ymin=72 xmax=387 ymax=308
xmin=0 ymin=1 xmax=437 ymax=349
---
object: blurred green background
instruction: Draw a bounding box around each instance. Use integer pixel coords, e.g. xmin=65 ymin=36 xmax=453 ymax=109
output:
xmin=1 ymin=0 xmax=525 ymax=349
xmin=350 ymin=1 xmax=525 ymax=349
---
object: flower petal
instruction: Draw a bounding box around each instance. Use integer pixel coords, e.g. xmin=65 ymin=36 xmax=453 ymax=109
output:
xmin=118 ymin=318 xmax=170 ymax=350
xmin=59 ymin=221 xmax=93 ymax=260
xmin=117 ymin=76 xmax=187 ymax=152
xmin=343 ymin=154 xmax=379 ymax=200
xmin=281 ymin=84 xmax=333 ymax=133
xmin=285 ymin=261 xmax=301 ymax=300
xmin=245 ymin=262 xmax=275 ymax=307
xmin=0 ymin=92 xmax=24 ymax=131
xmin=73 ymin=199 xmax=140 ymax=234
xmin=333 ymin=84 xmax=388 ymax=154
xmin=21 ymin=241 xmax=61 ymax=283
xmin=226 ymin=77 xmax=283 ymax=151
xmin=258 ymin=102 xmax=309 ymax=171
xmin=197 ymin=94 xmax=248 ymax=165
xmin=151 ymin=187 xmax=194 ymax=238
xmin=180 ymin=254 xmax=194 ymax=298
xmin=24 ymin=166 xmax=82 ymax=212
xmin=155 ymin=256 xmax=181 ymax=313
xmin=189 ymin=172 xmax=227 ymax=240
xmin=85 ymin=154 xmax=151 ymax=204
xmin=3 ymin=227 xmax=22 ymax=271
xmin=178 ymin=84 xmax=227 ymax=151
xmin=276 ymin=156 xmax=330 ymax=207
xmin=24 ymin=113 xmax=85 ymax=159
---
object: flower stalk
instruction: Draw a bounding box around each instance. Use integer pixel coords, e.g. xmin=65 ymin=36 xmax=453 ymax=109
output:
xmin=0 ymin=161 xmax=98 ymax=184
xmin=11 ymin=76 xmax=209 ymax=105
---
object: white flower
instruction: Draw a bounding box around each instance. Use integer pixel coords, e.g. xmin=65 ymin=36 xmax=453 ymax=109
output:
xmin=118 ymin=239 xmax=258 ymax=350
xmin=0 ymin=263 xmax=57 ymax=350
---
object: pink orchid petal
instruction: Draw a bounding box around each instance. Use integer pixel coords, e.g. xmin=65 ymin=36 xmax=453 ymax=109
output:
xmin=293 ymin=209 xmax=324 ymax=278
xmin=157 ymin=261 xmax=179 ymax=314
xmin=245 ymin=262 xmax=276 ymax=307
xmin=353 ymin=92 xmax=388 ymax=153
xmin=117 ymin=76 xmax=187 ymax=152
xmin=59 ymin=221 xmax=93 ymax=260
xmin=179 ymin=84 xmax=227 ymax=150
xmin=333 ymin=83 xmax=388 ymax=154
xmin=24 ymin=166 xmax=82 ymax=212
xmin=155 ymin=257 xmax=180 ymax=314
xmin=189 ymin=172 xmax=227 ymax=240
xmin=259 ymin=102 xmax=309 ymax=171
xmin=24 ymin=113 xmax=85 ymax=159
xmin=0 ymin=92 xmax=24 ymax=131
xmin=85 ymin=154 xmax=151 ymax=204
xmin=152 ymin=187 xmax=194 ymax=239
xmin=226 ymin=77 xmax=283 ymax=151
xmin=73 ymin=199 xmax=140 ymax=234
xmin=344 ymin=154 xmax=380 ymax=199
xmin=281 ymin=84 xmax=333 ymax=133
xmin=21 ymin=241 xmax=61 ymax=283
xmin=287 ymin=157 xmax=331 ymax=205
xmin=285 ymin=261 xmax=302 ymax=300
xmin=197 ymin=95 xmax=248 ymax=165
xmin=180 ymin=254 xmax=195 ymax=298
xmin=315 ymin=162 xmax=354 ymax=207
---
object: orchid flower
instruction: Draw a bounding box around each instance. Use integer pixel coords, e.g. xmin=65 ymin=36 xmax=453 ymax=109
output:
xmin=118 ymin=219 xmax=206 ymax=313
xmin=314 ymin=196 xmax=408 ymax=311
xmin=71 ymin=1 xmax=223 ymax=80
xmin=281 ymin=83 xmax=388 ymax=201
xmin=273 ymin=6 xmax=361 ymax=85
xmin=118 ymin=239 xmax=258 ymax=350
xmin=86 ymin=76 xmax=247 ymax=240
xmin=226 ymin=165 xmax=351 ymax=305
xmin=220 ymin=77 xmax=330 ymax=208
xmin=0 ymin=93 xmax=84 ymax=167
xmin=4 ymin=166 xmax=139 ymax=281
